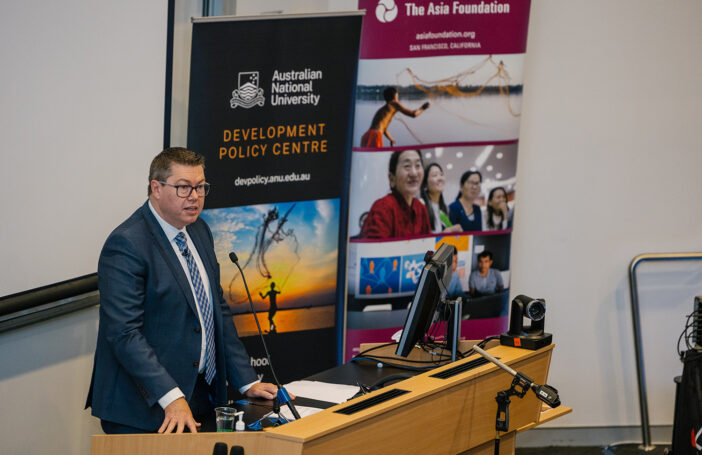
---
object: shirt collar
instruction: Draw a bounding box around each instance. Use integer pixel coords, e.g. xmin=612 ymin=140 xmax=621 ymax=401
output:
xmin=148 ymin=200 xmax=186 ymax=241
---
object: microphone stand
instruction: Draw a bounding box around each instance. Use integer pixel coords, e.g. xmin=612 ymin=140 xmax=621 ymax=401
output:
xmin=229 ymin=252 xmax=301 ymax=421
xmin=472 ymin=345 xmax=560 ymax=454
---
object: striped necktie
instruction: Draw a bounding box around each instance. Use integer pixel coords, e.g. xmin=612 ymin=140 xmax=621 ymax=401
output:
xmin=174 ymin=232 xmax=216 ymax=385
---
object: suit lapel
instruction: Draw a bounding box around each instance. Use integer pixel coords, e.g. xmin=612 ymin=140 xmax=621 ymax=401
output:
xmin=140 ymin=202 xmax=199 ymax=316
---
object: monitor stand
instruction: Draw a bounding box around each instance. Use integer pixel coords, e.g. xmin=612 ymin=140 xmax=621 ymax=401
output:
xmin=444 ymin=297 xmax=464 ymax=362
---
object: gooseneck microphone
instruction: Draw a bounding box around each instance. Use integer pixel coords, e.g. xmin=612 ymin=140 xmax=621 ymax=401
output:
xmin=229 ymin=251 xmax=301 ymax=420
xmin=472 ymin=344 xmax=560 ymax=408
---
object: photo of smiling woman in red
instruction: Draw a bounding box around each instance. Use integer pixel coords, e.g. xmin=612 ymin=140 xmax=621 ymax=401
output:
xmin=360 ymin=149 xmax=431 ymax=239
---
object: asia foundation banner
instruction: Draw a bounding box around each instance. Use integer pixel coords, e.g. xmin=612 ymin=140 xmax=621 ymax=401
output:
xmin=345 ymin=0 xmax=530 ymax=361
xmin=187 ymin=14 xmax=362 ymax=383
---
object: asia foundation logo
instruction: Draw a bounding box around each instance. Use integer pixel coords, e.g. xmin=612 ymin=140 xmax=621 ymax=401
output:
xmin=375 ymin=0 xmax=398 ymax=23
xmin=230 ymin=71 xmax=265 ymax=109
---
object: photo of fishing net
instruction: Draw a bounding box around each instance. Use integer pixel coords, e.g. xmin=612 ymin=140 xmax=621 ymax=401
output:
xmin=354 ymin=54 xmax=524 ymax=146
xmin=228 ymin=204 xmax=301 ymax=305
xmin=199 ymin=200 xmax=340 ymax=316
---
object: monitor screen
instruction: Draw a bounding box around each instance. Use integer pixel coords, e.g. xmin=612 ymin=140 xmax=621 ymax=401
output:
xmin=395 ymin=244 xmax=455 ymax=357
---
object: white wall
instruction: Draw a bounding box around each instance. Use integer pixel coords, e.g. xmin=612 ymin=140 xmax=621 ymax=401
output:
xmin=0 ymin=1 xmax=167 ymax=295
xmin=170 ymin=0 xmax=202 ymax=148
xmin=513 ymin=0 xmax=702 ymax=429
xmin=0 ymin=307 xmax=100 ymax=454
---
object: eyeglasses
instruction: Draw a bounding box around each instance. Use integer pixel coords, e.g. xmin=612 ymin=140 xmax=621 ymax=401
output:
xmin=158 ymin=181 xmax=211 ymax=198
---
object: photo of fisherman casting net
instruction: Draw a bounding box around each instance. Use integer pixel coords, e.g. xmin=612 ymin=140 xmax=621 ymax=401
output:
xmin=200 ymin=199 xmax=340 ymax=335
xmin=354 ymin=54 xmax=524 ymax=147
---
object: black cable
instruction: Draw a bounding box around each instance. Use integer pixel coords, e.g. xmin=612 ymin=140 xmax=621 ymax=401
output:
xmin=459 ymin=336 xmax=500 ymax=358
xmin=355 ymin=341 xmax=398 ymax=357
xmin=677 ymin=311 xmax=698 ymax=359
xmin=350 ymin=356 xmax=439 ymax=371
xmin=351 ymin=335 xmax=501 ymax=372
xmin=419 ymin=341 xmax=462 ymax=360
xmin=354 ymin=341 xmax=452 ymax=365
xmin=352 ymin=353 xmax=446 ymax=366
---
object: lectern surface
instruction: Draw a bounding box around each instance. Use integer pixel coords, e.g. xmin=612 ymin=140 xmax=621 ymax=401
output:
xmin=92 ymin=344 xmax=565 ymax=455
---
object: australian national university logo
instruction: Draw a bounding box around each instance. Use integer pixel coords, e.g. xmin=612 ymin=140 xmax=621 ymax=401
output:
xmin=230 ymin=71 xmax=265 ymax=109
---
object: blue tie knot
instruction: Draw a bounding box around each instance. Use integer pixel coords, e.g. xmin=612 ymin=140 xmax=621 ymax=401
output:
xmin=174 ymin=232 xmax=187 ymax=253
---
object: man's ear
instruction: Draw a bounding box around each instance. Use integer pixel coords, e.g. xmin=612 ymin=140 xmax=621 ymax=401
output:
xmin=150 ymin=180 xmax=161 ymax=198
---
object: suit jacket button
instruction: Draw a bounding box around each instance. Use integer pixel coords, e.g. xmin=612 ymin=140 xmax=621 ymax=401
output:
xmin=193 ymin=361 xmax=199 ymax=367
xmin=194 ymin=327 xmax=201 ymax=333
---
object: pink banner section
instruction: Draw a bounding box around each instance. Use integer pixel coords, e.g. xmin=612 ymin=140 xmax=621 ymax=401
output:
xmin=345 ymin=317 xmax=508 ymax=362
xmin=359 ymin=0 xmax=531 ymax=59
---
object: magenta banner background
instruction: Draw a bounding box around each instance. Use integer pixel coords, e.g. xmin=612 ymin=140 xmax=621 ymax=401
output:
xmin=359 ymin=0 xmax=530 ymax=59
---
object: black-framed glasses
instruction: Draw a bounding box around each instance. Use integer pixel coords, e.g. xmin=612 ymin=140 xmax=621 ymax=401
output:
xmin=158 ymin=181 xmax=211 ymax=198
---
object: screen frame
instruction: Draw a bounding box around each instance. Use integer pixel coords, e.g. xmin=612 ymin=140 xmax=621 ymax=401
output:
xmin=395 ymin=244 xmax=455 ymax=357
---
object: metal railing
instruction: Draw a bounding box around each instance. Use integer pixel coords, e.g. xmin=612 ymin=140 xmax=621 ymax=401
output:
xmin=628 ymin=252 xmax=702 ymax=451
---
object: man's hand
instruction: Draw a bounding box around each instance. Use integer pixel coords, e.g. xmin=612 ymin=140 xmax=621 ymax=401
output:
xmin=158 ymin=397 xmax=201 ymax=434
xmin=245 ymin=382 xmax=286 ymax=400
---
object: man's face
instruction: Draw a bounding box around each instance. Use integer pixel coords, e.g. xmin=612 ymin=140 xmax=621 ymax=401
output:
xmin=150 ymin=163 xmax=206 ymax=229
xmin=478 ymin=255 xmax=492 ymax=274
xmin=389 ymin=150 xmax=423 ymax=199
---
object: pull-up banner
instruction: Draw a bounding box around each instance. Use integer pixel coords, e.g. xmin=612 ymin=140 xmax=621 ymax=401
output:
xmin=346 ymin=0 xmax=531 ymax=361
xmin=187 ymin=13 xmax=362 ymax=383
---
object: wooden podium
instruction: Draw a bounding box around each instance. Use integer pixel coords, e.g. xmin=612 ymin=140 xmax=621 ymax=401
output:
xmin=91 ymin=343 xmax=570 ymax=455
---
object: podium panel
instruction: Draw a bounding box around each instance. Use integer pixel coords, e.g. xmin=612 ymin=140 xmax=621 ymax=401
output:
xmin=91 ymin=344 xmax=569 ymax=455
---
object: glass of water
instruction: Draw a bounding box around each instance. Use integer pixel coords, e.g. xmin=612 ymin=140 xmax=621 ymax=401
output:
xmin=214 ymin=406 xmax=237 ymax=432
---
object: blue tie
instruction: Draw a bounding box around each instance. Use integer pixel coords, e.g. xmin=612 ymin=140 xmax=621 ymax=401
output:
xmin=174 ymin=232 xmax=216 ymax=385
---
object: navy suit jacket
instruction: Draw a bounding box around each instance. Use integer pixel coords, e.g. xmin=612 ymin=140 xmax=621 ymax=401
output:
xmin=86 ymin=201 xmax=257 ymax=431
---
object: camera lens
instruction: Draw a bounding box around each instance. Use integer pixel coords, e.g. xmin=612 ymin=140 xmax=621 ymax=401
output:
xmin=525 ymin=300 xmax=546 ymax=321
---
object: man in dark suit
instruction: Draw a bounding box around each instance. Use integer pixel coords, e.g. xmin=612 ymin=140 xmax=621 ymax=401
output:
xmin=86 ymin=147 xmax=278 ymax=433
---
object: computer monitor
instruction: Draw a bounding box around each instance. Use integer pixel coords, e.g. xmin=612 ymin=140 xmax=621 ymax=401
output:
xmin=395 ymin=244 xmax=455 ymax=357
